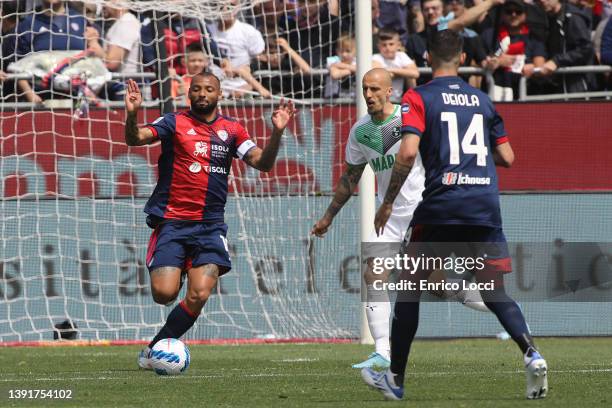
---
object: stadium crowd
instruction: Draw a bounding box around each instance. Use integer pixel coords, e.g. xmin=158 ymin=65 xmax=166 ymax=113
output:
xmin=1 ymin=0 xmax=611 ymax=104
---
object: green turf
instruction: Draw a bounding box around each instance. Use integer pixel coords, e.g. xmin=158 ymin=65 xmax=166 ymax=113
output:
xmin=1 ymin=338 xmax=611 ymax=407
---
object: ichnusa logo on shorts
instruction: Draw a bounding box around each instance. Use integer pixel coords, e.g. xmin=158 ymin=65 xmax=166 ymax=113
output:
xmin=441 ymin=172 xmax=490 ymax=185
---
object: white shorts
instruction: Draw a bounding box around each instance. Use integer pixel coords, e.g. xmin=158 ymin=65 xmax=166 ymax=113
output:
xmin=365 ymin=212 xmax=412 ymax=244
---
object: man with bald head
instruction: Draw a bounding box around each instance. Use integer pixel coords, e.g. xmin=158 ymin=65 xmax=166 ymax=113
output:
xmin=312 ymin=68 xmax=423 ymax=369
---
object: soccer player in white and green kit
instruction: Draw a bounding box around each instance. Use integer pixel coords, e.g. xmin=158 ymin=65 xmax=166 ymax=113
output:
xmin=312 ymin=68 xmax=487 ymax=369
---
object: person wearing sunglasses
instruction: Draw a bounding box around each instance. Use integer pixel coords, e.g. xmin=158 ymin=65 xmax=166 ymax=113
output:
xmin=483 ymin=0 xmax=546 ymax=100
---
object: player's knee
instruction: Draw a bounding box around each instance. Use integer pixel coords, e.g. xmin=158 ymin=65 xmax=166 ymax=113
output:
xmin=151 ymin=286 xmax=179 ymax=305
xmin=186 ymin=287 xmax=211 ymax=305
xmin=365 ymin=258 xmax=388 ymax=284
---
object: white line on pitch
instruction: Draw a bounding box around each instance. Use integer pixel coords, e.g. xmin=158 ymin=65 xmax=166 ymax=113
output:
xmin=1 ymin=367 xmax=610 ymax=382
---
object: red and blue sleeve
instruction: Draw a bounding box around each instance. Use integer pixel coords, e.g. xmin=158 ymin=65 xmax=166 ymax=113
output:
xmin=490 ymin=109 xmax=509 ymax=146
xmin=234 ymin=123 xmax=257 ymax=160
xmin=145 ymin=113 xmax=176 ymax=141
xmin=401 ymin=89 xmax=426 ymax=137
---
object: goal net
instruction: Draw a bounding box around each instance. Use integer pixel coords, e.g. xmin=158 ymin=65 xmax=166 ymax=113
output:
xmin=0 ymin=0 xmax=359 ymax=342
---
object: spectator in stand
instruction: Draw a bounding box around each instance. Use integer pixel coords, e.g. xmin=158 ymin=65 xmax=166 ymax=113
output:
xmin=14 ymin=0 xmax=104 ymax=103
xmin=278 ymin=0 xmax=341 ymax=69
xmin=253 ymin=0 xmax=291 ymax=39
xmin=208 ymin=0 xmax=270 ymax=98
xmin=404 ymin=0 xmax=500 ymax=70
xmin=568 ymin=0 xmax=597 ymax=27
xmin=170 ymin=43 xmax=225 ymax=104
xmin=600 ymin=18 xmax=612 ymax=64
xmin=408 ymin=1 xmax=426 ymax=34
xmin=102 ymin=0 xmax=141 ymax=75
xmin=594 ymin=15 xmax=610 ymax=62
xmin=373 ymin=0 xmax=381 ymax=37
xmin=140 ymin=12 xmax=222 ymax=77
xmin=256 ymin=36 xmax=312 ymax=97
xmin=1 ymin=1 xmax=19 ymax=100
xmin=482 ymin=0 xmax=546 ymax=100
xmin=372 ymin=28 xmax=419 ymax=102
xmin=325 ymin=34 xmax=357 ymax=98
xmin=524 ymin=0 xmax=595 ymax=93
xmin=378 ymin=0 xmax=411 ymax=44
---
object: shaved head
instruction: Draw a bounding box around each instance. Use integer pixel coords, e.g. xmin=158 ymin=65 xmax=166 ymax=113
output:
xmin=362 ymin=68 xmax=394 ymax=119
xmin=363 ymin=68 xmax=393 ymax=88
xmin=191 ymin=72 xmax=221 ymax=90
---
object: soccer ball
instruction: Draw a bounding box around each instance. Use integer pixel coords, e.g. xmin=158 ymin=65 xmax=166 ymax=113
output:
xmin=150 ymin=338 xmax=190 ymax=375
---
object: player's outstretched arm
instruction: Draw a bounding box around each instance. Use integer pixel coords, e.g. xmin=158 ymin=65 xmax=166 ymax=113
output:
xmin=124 ymin=79 xmax=157 ymax=146
xmin=312 ymin=162 xmax=367 ymax=237
xmin=244 ymin=100 xmax=296 ymax=172
xmin=374 ymin=133 xmax=420 ymax=236
xmin=493 ymin=141 xmax=514 ymax=168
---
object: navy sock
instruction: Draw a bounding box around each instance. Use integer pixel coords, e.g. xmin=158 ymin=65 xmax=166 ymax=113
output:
xmin=390 ymin=296 xmax=421 ymax=384
xmin=148 ymin=300 xmax=199 ymax=348
xmin=481 ymin=288 xmax=534 ymax=354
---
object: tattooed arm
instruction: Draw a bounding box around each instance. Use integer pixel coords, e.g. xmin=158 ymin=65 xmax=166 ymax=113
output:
xmin=374 ymin=133 xmax=421 ymax=236
xmin=311 ymin=162 xmax=367 ymax=237
xmin=124 ymin=79 xmax=157 ymax=146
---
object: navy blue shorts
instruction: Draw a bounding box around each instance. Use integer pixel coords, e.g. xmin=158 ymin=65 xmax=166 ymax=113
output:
xmin=402 ymin=224 xmax=512 ymax=274
xmin=146 ymin=221 xmax=232 ymax=274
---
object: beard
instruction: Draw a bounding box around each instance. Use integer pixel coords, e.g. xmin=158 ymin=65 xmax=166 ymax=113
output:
xmin=191 ymin=100 xmax=217 ymax=116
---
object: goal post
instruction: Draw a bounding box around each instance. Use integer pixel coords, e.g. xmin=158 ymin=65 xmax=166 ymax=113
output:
xmin=355 ymin=0 xmax=376 ymax=346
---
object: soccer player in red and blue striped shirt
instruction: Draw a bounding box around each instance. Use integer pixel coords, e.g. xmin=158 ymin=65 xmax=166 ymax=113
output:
xmin=361 ymin=30 xmax=547 ymax=400
xmin=123 ymin=74 xmax=295 ymax=367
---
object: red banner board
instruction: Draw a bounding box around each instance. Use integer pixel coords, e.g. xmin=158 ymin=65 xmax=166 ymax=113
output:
xmin=1 ymin=102 xmax=611 ymax=198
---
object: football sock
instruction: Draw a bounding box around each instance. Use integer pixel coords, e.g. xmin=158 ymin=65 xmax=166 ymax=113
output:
xmin=365 ymin=295 xmax=391 ymax=359
xmin=148 ymin=300 xmax=199 ymax=348
xmin=459 ymin=288 xmax=489 ymax=313
xmin=390 ymin=295 xmax=421 ymax=380
xmin=481 ymin=288 xmax=534 ymax=354
xmin=443 ymin=279 xmax=489 ymax=312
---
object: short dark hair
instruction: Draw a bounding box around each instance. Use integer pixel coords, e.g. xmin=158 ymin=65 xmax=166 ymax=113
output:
xmin=186 ymin=42 xmax=205 ymax=55
xmin=428 ymin=29 xmax=463 ymax=64
xmin=377 ymin=27 xmax=400 ymax=42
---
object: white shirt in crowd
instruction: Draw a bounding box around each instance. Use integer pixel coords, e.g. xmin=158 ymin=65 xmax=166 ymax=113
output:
xmin=208 ymin=20 xmax=265 ymax=68
xmin=105 ymin=12 xmax=141 ymax=74
xmin=372 ymin=51 xmax=416 ymax=103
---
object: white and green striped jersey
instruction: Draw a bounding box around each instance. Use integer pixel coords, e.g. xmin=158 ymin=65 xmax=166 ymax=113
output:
xmin=345 ymin=105 xmax=425 ymax=216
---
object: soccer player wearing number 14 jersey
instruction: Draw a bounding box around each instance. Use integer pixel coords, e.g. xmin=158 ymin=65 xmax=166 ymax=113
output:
xmin=362 ymin=30 xmax=548 ymax=400
xmin=122 ymin=74 xmax=295 ymax=369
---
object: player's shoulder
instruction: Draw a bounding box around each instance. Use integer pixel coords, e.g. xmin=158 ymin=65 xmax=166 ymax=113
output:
xmin=151 ymin=111 xmax=178 ymax=125
xmin=401 ymin=87 xmax=426 ymax=108
xmin=462 ymin=82 xmax=493 ymax=104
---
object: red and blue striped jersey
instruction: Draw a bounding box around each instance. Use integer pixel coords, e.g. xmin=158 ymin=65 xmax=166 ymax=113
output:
xmin=401 ymin=76 xmax=508 ymax=228
xmin=144 ymin=111 xmax=256 ymax=222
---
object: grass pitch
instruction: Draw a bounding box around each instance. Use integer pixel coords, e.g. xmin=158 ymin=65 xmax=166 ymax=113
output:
xmin=1 ymin=338 xmax=611 ymax=407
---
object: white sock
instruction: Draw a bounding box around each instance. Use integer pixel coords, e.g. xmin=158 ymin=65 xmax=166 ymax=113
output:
xmin=444 ymin=278 xmax=490 ymax=313
xmin=365 ymin=287 xmax=391 ymax=360
xmin=461 ymin=288 xmax=490 ymax=313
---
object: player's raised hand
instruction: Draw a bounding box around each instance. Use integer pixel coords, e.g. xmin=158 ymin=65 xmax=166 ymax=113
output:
xmin=271 ymin=99 xmax=296 ymax=132
xmin=125 ymin=79 xmax=143 ymax=113
xmin=374 ymin=203 xmax=393 ymax=237
xmin=311 ymin=216 xmax=333 ymax=238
